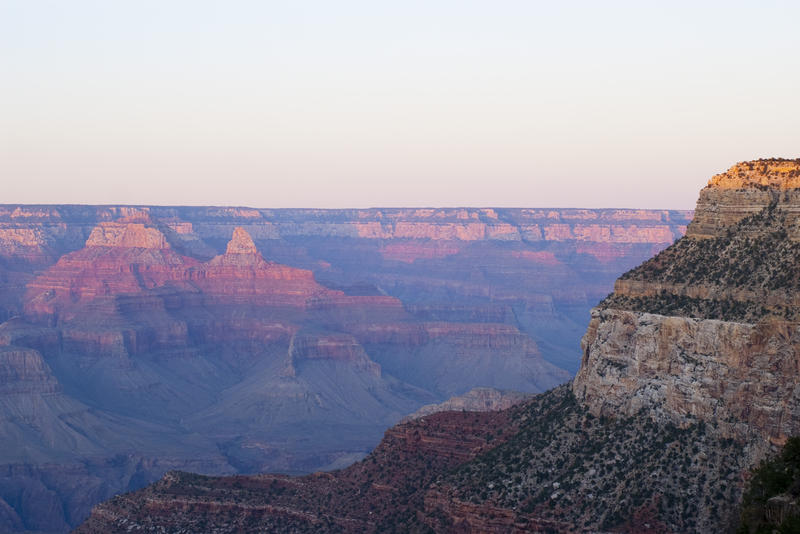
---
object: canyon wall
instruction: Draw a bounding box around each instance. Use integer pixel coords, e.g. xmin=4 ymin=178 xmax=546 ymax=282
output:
xmin=575 ymin=158 xmax=800 ymax=448
xmin=73 ymin=158 xmax=800 ymax=534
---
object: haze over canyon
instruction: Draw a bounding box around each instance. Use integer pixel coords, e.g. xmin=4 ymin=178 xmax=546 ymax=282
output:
xmin=0 ymin=204 xmax=690 ymax=532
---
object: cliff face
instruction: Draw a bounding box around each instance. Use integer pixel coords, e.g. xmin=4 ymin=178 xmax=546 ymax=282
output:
xmin=574 ymin=309 xmax=800 ymax=445
xmin=75 ymin=386 xmax=751 ymax=534
xmin=687 ymin=159 xmax=800 ymax=239
xmin=574 ymin=158 xmax=800 ymax=448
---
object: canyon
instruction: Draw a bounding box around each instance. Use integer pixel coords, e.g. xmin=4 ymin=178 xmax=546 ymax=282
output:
xmin=0 ymin=204 xmax=690 ymax=532
xmin=75 ymin=158 xmax=800 ymax=533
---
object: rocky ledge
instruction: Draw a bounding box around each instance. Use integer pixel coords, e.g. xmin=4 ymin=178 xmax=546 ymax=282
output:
xmin=575 ymin=159 xmax=800 ymax=449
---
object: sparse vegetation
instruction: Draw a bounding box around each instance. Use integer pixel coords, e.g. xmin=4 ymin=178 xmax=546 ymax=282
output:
xmin=606 ymin=205 xmax=800 ymax=321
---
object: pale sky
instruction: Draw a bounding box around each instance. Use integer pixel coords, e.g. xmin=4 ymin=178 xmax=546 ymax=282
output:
xmin=1 ymin=1 xmax=798 ymax=209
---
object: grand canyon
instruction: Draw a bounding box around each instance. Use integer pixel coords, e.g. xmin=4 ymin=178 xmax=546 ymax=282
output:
xmin=0 ymin=204 xmax=690 ymax=532
xmin=71 ymin=158 xmax=800 ymax=533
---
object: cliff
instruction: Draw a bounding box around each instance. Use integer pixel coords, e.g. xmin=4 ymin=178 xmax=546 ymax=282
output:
xmin=576 ymin=158 xmax=800 ymax=447
xmin=75 ymin=386 xmax=751 ymax=533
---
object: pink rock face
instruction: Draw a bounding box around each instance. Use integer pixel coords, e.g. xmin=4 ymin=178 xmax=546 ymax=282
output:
xmin=0 ymin=204 xmax=696 ymax=533
xmin=195 ymin=228 xmax=343 ymax=305
xmin=23 ymin=224 xmax=197 ymax=321
xmin=86 ymin=223 xmax=170 ymax=249
xmin=225 ymin=227 xmax=259 ymax=255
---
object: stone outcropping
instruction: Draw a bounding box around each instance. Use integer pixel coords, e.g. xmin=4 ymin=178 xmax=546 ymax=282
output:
xmin=573 ymin=309 xmax=800 ymax=445
xmin=575 ymin=158 xmax=800 ymax=448
xmin=687 ymin=158 xmax=800 ymax=239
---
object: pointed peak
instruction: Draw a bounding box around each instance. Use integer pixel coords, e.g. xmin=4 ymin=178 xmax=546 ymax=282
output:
xmin=226 ymin=227 xmax=258 ymax=255
xmin=86 ymin=222 xmax=170 ymax=249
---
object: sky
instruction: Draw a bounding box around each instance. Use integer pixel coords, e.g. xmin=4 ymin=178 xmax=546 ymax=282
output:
xmin=1 ymin=1 xmax=799 ymax=209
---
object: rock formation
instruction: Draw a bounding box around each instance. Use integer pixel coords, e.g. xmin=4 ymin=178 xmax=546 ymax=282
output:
xmin=575 ymin=158 xmax=800 ymax=447
xmin=73 ymin=158 xmax=800 ymax=533
xmin=402 ymin=387 xmax=531 ymax=421
xmin=0 ymin=220 xmax=575 ymax=532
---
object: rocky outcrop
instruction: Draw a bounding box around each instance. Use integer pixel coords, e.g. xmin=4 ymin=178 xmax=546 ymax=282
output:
xmin=707 ymin=159 xmax=800 ymax=190
xmin=225 ymin=226 xmax=259 ymax=254
xmin=85 ymin=222 xmax=169 ymax=248
xmin=286 ymin=332 xmax=381 ymax=377
xmin=687 ymin=159 xmax=800 ymax=239
xmin=75 ymin=407 xmax=518 ymax=534
xmin=574 ymin=158 xmax=800 ymax=450
xmin=193 ymin=227 xmax=341 ymax=305
xmin=573 ymin=309 xmax=800 ymax=445
xmin=0 ymin=347 xmax=60 ymax=395
xmin=0 ymin=222 xmax=573 ymax=532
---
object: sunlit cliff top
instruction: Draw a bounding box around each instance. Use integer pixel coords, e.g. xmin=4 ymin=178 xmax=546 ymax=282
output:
xmin=708 ymin=158 xmax=800 ymax=190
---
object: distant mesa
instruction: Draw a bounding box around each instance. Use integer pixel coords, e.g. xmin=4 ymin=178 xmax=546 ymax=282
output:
xmin=85 ymin=222 xmax=170 ymax=249
xmin=707 ymin=158 xmax=800 ymax=190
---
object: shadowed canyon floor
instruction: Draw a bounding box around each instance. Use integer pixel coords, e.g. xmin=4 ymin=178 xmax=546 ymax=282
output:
xmin=0 ymin=205 xmax=690 ymax=532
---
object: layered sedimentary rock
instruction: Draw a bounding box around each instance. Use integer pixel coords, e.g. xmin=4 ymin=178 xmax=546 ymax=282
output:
xmin=0 ymin=221 xmax=571 ymax=532
xmin=76 ymin=159 xmax=800 ymax=533
xmin=0 ymin=204 xmax=691 ymax=376
xmin=403 ymin=387 xmax=531 ymax=421
xmin=77 ymin=386 xmax=750 ymax=534
xmin=687 ymin=158 xmax=800 ymax=239
xmin=575 ymin=158 xmax=800 ymax=448
xmin=0 ymin=204 xmax=691 ymax=532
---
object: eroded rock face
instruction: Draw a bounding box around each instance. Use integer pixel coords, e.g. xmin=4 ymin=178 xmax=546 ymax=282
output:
xmin=708 ymin=159 xmax=800 ymax=190
xmin=687 ymin=159 xmax=800 ymax=239
xmin=225 ymin=226 xmax=259 ymax=255
xmin=573 ymin=309 xmax=800 ymax=444
xmin=0 ymin=346 xmax=60 ymax=395
xmin=574 ymin=158 xmax=800 ymax=448
xmin=0 ymin=222 xmax=571 ymax=532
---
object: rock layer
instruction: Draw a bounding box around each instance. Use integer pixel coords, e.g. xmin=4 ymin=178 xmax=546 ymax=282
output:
xmin=575 ymin=158 xmax=800 ymax=448
xmin=0 ymin=221 xmax=570 ymax=532
xmin=573 ymin=309 xmax=800 ymax=444
xmin=687 ymin=159 xmax=800 ymax=239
